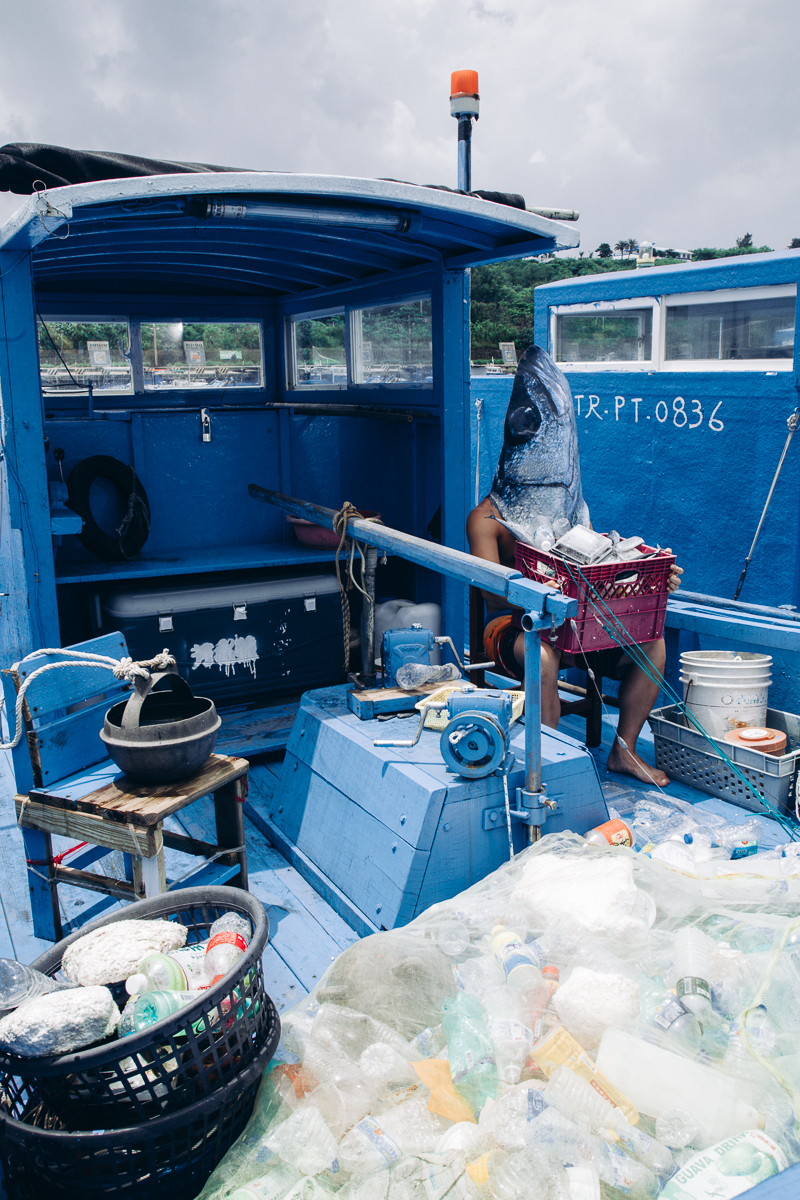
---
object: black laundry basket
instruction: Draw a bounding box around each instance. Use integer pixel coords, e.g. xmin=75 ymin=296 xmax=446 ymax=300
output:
xmin=0 ymin=887 xmax=280 ymax=1123
xmin=0 ymin=1036 xmax=272 ymax=1200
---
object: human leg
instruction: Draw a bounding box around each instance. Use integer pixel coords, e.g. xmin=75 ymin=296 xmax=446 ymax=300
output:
xmin=512 ymin=631 xmax=562 ymax=729
xmin=606 ymin=638 xmax=670 ymax=785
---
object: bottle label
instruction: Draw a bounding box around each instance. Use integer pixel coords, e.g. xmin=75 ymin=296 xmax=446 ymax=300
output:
xmin=451 ymin=1051 xmax=495 ymax=1084
xmin=731 ymin=842 xmax=758 ymax=860
xmin=526 ymin=1087 xmax=548 ymax=1120
xmin=490 ymin=1019 xmax=534 ymax=1044
xmin=676 ymin=976 xmax=711 ymax=1002
xmin=355 ymin=1116 xmax=402 ymax=1165
xmin=499 ymin=950 xmax=538 ymax=978
xmin=206 ymin=931 xmax=247 ymax=954
xmin=653 ymin=995 xmax=692 ymax=1030
xmin=604 ymin=1137 xmax=636 ymax=1192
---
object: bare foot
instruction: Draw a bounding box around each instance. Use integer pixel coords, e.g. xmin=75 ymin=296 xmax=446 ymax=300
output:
xmin=607 ymin=736 xmax=669 ymax=787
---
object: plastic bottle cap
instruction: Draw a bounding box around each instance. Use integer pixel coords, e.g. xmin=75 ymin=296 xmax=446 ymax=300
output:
xmin=125 ymin=973 xmax=149 ymax=996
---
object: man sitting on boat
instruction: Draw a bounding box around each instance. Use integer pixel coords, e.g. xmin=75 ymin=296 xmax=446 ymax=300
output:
xmin=466 ymin=344 xmax=682 ymax=786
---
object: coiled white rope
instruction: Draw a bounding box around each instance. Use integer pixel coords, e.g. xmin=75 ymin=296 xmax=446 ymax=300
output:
xmin=1 ymin=648 xmax=175 ymax=751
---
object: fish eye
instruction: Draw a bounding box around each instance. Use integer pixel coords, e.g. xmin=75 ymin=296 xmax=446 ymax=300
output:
xmin=508 ymin=402 xmax=541 ymax=439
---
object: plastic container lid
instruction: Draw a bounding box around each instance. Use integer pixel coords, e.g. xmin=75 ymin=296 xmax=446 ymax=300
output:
xmin=723 ymin=727 xmax=787 ymax=756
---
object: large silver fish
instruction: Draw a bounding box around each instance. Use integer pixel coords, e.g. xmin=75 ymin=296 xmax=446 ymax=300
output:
xmin=490 ymin=344 xmax=589 ymax=544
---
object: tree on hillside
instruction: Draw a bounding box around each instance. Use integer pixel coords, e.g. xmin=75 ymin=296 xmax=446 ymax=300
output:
xmin=789 ymin=238 xmax=800 ymax=249
xmin=735 ymin=232 xmax=753 ymax=248
xmin=596 ymin=242 xmax=612 ymax=258
xmin=614 ymin=239 xmax=627 ymax=259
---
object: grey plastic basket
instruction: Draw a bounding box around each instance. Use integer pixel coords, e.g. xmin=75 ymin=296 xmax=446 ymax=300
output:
xmin=648 ymin=705 xmax=800 ymax=817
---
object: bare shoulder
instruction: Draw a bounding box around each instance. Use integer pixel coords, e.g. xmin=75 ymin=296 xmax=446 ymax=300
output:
xmin=466 ymin=497 xmax=501 ymax=561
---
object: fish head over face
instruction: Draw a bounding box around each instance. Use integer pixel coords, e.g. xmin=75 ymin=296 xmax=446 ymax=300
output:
xmin=490 ymin=344 xmax=589 ymax=543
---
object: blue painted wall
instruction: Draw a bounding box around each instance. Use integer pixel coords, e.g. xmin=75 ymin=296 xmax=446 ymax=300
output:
xmin=470 ymin=252 xmax=800 ymax=611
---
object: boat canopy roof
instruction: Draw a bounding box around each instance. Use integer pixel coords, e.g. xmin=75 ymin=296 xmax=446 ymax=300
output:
xmin=0 ymin=167 xmax=579 ymax=299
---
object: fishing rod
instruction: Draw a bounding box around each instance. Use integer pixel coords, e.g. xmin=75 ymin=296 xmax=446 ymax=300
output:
xmin=734 ymin=404 xmax=800 ymax=601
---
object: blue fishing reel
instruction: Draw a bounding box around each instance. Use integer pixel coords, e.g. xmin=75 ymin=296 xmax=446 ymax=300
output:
xmin=440 ymin=687 xmax=515 ymax=779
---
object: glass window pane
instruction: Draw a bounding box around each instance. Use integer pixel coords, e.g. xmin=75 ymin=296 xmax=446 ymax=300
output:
xmin=555 ymin=309 xmax=653 ymax=363
xmin=352 ymin=298 xmax=433 ymax=385
xmin=665 ymin=295 xmax=795 ymax=361
xmin=142 ymin=321 xmax=263 ymax=389
xmin=37 ymin=319 xmax=132 ymax=393
xmin=292 ymin=314 xmax=347 ymax=386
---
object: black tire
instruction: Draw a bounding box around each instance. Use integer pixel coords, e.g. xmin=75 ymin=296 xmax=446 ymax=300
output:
xmin=66 ymin=455 xmax=151 ymax=560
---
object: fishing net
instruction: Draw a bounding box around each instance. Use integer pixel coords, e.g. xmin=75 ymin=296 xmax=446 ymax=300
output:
xmin=199 ymin=831 xmax=800 ymax=1200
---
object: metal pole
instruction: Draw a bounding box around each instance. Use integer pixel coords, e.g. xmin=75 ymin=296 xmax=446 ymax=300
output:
xmin=457 ymin=115 xmax=473 ymax=193
xmin=521 ymin=613 xmax=542 ymax=844
xmin=361 ymin=545 xmax=378 ymax=679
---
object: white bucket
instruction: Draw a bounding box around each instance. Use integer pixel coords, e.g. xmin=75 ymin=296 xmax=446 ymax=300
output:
xmin=679 ymin=650 xmax=772 ymax=740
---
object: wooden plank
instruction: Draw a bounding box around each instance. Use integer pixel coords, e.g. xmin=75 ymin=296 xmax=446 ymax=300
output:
xmin=15 ymin=796 xmax=160 ymax=856
xmin=49 ymin=754 xmax=248 ymax=825
xmin=13 ymin=633 xmax=130 ymax=716
xmin=261 ymin=942 xmax=308 ymax=1014
xmin=215 ymin=702 xmax=299 ymax=757
xmin=346 ymin=682 xmax=445 ymax=719
xmin=246 ymin=803 xmax=379 ymax=939
xmin=168 ymin=860 xmax=240 ymax=889
xmin=162 ymin=828 xmax=238 ymax=863
xmin=54 ymin=864 xmax=136 ymax=900
xmin=34 ymin=701 xmax=121 ymax=790
xmin=174 ymin=787 xmax=360 ymax=981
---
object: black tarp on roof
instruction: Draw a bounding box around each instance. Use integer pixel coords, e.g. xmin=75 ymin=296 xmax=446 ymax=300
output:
xmin=0 ymin=142 xmax=525 ymax=210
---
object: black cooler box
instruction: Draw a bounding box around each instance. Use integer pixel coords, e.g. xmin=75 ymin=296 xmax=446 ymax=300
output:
xmin=103 ymin=574 xmax=345 ymax=704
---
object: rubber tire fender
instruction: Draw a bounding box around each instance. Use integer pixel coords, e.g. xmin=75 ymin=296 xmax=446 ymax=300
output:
xmin=67 ymin=454 xmax=151 ymax=560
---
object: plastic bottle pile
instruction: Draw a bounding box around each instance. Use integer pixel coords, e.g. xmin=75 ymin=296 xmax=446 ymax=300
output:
xmin=200 ymin=823 xmax=800 ymax=1200
xmin=118 ymin=910 xmax=252 ymax=1037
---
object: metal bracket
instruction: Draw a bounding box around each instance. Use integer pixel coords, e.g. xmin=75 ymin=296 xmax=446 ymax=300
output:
xmin=503 ymin=784 xmax=562 ymax=828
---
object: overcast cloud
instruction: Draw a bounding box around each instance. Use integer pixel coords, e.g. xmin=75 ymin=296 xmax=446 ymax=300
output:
xmin=0 ymin=0 xmax=798 ymax=255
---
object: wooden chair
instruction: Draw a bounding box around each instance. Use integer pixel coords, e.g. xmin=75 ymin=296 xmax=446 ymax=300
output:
xmin=3 ymin=632 xmax=249 ymax=942
xmin=468 ymin=586 xmax=604 ymax=747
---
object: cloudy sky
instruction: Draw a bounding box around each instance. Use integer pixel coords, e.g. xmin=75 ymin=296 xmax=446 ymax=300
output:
xmin=0 ymin=0 xmax=798 ymax=255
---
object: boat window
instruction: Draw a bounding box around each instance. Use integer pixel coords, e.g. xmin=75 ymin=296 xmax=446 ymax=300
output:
xmin=37 ymin=319 xmax=133 ymax=394
xmin=141 ymin=321 xmax=263 ymax=390
xmin=350 ymin=298 xmax=433 ymax=386
xmin=555 ymin=308 xmax=653 ymax=365
xmin=290 ymin=313 xmax=347 ymax=388
xmin=664 ymin=294 xmax=795 ymax=363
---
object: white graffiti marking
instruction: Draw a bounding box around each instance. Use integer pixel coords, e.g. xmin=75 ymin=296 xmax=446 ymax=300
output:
xmin=190 ymin=635 xmax=259 ymax=678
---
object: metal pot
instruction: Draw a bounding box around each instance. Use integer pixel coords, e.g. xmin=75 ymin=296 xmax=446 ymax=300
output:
xmin=100 ymin=669 xmax=221 ymax=783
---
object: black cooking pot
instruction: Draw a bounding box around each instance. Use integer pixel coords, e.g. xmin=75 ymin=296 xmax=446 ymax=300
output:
xmin=100 ymin=670 xmax=221 ymax=784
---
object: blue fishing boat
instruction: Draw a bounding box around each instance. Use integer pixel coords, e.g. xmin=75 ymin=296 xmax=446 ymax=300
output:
xmin=0 ymin=116 xmax=799 ymax=1198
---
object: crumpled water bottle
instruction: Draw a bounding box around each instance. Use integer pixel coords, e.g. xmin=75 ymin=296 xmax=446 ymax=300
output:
xmin=0 ymin=959 xmax=75 ymax=1015
xmin=440 ymin=992 xmax=498 ymax=1116
xmin=395 ymin=662 xmax=462 ymax=691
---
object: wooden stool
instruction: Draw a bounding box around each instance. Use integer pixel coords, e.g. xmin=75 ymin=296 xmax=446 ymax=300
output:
xmin=4 ymin=633 xmax=250 ymax=941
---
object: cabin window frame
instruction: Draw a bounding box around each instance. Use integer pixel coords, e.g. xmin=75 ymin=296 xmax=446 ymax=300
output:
xmin=285 ymin=290 xmax=434 ymax=393
xmin=660 ymin=284 xmax=796 ymax=372
xmin=34 ymin=302 xmax=271 ymax=413
xmin=551 ymin=284 xmax=796 ymax=373
xmin=550 ymin=297 xmax=660 ymax=372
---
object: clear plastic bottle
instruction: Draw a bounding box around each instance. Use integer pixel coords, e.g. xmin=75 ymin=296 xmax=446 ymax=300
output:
xmin=311 ymin=1003 xmax=413 ymax=1062
xmin=226 ymin=1159 xmax=302 ymax=1200
xmin=482 ymin=985 xmax=535 ymax=1084
xmin=673 ymin=926 xmax=713 ymax=1021
xmin=440 ymin=992 xmax=498 ymax=1116
xmin=205 ymin=921 xmax=250 ymax=978
xmin=395 ymin=662 xmax=462 ymax=691
xmin=337 ymin=1113 xmax=403 ymax=1173
xmin=117 ymin=995 xmax=138 ymax=1037
xmin=594 ymin=1133 xmax=660 ymax=1200
xmin=637 ymin=975 xmax=701 ymax=1048
xmin=0 ymin=958 xmax=74 ymax=1014
xmin=490 ymin=925 xmax=545 ymax=997
xmin=546 ymin=1065 xmax=673 ymax=1177
xmin=130 ymin=988 xmax=204 ymax=1031
xmin=126 ymin=951 xmax=189 ymax=996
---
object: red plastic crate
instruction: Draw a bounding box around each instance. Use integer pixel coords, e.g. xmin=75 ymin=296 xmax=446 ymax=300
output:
xmin=515 ymin=541 xmax=675 ymax=654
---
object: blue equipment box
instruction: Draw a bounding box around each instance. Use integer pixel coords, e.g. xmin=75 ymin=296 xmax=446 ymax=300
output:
xmin=103 ymin=575 xmax=344 ymax=704
xmin=268 ymin=684 xmax=608 ymax=931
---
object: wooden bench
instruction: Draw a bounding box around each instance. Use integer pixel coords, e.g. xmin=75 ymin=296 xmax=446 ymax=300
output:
xmin=4 ymin=632 xmax=249 ymax=941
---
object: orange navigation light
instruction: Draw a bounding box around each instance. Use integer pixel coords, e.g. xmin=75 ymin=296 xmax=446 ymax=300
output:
xmin=450 ymin=70 xmax=480 ymax=119
xmin=450 ymin=69 xmax=480 ymax=99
